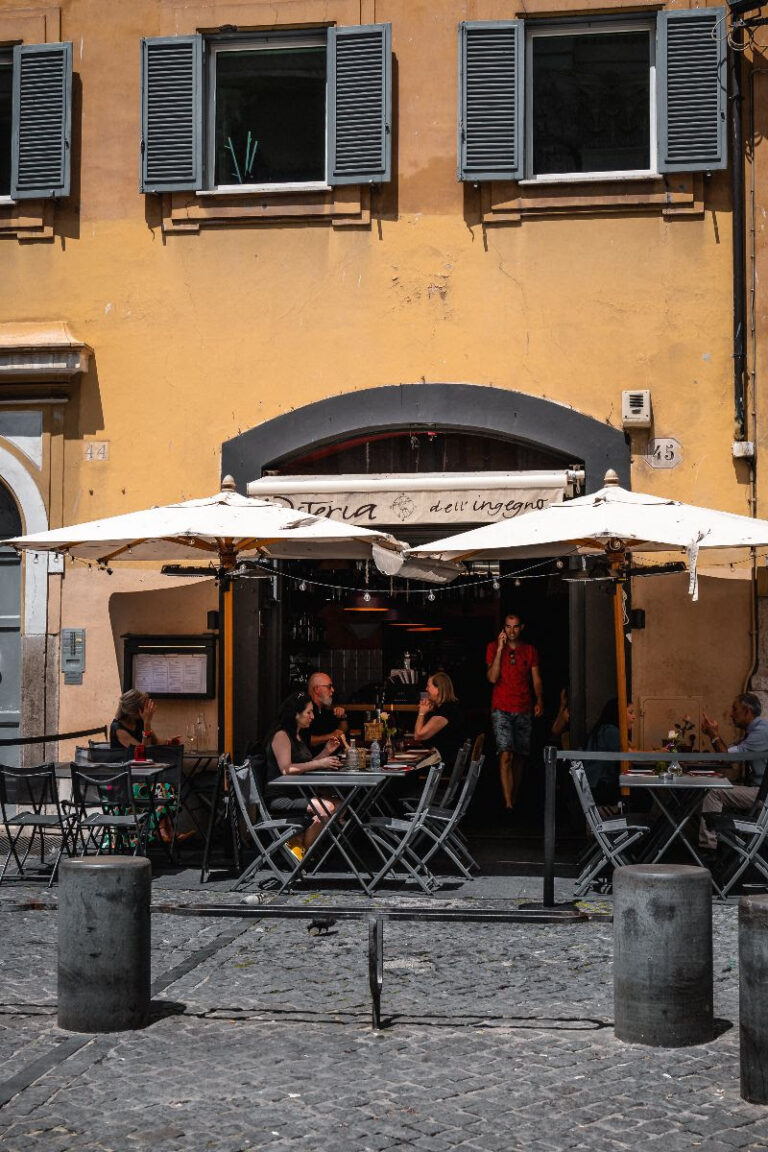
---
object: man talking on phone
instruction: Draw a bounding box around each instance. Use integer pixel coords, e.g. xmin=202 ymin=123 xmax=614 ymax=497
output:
xmin=486 ymin=613 xmax=543 ymax=811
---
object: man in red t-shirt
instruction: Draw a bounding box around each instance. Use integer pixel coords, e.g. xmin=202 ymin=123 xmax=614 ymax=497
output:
xmin=486 ymin=613 xmax=543 ymax=810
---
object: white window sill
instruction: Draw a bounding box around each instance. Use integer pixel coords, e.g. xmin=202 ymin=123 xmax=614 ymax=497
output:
xmin=196 ymin=182 xmax=332 ymax=197
xmin=519 ymin=172 xmax=661 ymax=186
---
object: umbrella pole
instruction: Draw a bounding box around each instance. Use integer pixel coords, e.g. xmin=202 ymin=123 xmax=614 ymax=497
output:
xmin=223 ymin=577 xmax=234 ymax=758
xmin=219 ymin=545 xmax=236 ymax=760
xmin=611 ymin=566 xmax=629 ymax=761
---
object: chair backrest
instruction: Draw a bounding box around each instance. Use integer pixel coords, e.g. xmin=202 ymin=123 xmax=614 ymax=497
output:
xmin=144 ymin=744 xmax=184 ymax=789
xmin=226 ymin=758 xmax=263 ymax=840
xmin=439 ymin=740 xmax=471 ymax=808
xmin=243 ymin=752 xmax=275 ymax=822
xmin=453 ymin=755 xmax=484 ymax=822
xmin=0 ymin=763 xmax=59 ymax=815
xmin=70 ymin=765 xmax=136 ymax=815
xmin=569 ymin=761 xmax=599 ymax=823
xmin=470 ymin=732 xmax=485 ymax=762
xmin=87 ymin=743 xmax=130 ymax=764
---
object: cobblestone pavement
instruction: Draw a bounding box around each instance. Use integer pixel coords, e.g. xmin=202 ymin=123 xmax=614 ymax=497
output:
xmin=0 ymin=871 xmax=765 ymax=1151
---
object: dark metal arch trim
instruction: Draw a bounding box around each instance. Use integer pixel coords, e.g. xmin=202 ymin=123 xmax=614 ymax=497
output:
xmin=222 ymin=384 xmax=629 ymax=493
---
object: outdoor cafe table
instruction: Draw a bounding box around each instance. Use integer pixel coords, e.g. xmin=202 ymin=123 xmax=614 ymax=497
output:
xmin=266 ymin=767 xmax=417 ymax=895
xmin=622 ymin=771 xmax=733 ymax=872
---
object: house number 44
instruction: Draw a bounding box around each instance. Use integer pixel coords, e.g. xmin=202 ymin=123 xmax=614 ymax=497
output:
xmin=645 ymin=438 xmax=682 ymax=469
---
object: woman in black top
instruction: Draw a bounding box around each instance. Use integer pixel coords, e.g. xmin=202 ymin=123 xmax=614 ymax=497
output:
xmin=265 ymin=691 xmax=343 ymax=859
xmin=413 ymin=672 xmax=466 ymax=771
xmin=110 ymin=689 xmax=156 ymax=749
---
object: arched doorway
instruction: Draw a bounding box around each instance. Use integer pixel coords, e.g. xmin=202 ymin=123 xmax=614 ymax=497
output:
xmin=224 ymin=384 xmax=630 ymax=776
xmin=0 ymin=482 xmax=22 ymax=765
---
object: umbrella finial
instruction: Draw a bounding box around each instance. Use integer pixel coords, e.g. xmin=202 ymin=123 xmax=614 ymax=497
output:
xmin=603 ymin=469 xmax=620 ymax=487
xmin=220 ymin=475 xmax=237 ymax=492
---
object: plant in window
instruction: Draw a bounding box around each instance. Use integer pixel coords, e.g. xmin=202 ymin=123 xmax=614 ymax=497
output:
xmin=225 ymin=131 xmax=258 ymax=184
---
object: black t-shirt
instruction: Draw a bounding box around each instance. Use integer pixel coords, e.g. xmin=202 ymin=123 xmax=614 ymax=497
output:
xmin=421 ymin=700 xmax=466 ymax=770
xmin=110 ymin=718 xmax=143 ymax=748
xmin=266 ymin=730 xmax=314 ymax=783
xmin=305 ymin=704 xmax=340 ymax=746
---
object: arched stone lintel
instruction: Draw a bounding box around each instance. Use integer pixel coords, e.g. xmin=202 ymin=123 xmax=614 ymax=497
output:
xmin=221 ymin=383 xmax=630 ymax=493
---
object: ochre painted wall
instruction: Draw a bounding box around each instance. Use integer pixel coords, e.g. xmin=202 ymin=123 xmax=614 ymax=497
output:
xmin=0 ymin=0 xmax=756 ymax=744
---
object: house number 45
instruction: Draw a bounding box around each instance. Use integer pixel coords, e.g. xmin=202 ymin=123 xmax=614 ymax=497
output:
xmin=646 ymin=438 xmax=682 ymax=469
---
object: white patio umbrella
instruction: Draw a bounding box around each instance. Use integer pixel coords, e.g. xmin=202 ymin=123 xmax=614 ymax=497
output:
xmin=409 ymin=470 xmax=768 ymax=751
xmin=6 ymin=477 xmax=458 ymax=754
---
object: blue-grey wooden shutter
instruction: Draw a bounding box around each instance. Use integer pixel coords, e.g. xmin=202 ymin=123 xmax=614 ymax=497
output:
xmin=328 ymin=24 xmax=391 ymax=185
xmin=657 ymin=8 xmax=726 ymax=173
xmin=458 ymin=21 xmax=524 ymax=182
xmin=140 ymin=36 xmax=203 ymax=193
xmin=11 ymin=42 xmax=72 ymax=199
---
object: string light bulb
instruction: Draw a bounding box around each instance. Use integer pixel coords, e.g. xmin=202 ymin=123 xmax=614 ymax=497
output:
xmin=299 ymin=580 xmax=307 ymax=592
xmin=492 ymin=579 xmax=500 ymax=591
xmin=427 ymin=591 xmax=436 ymax=602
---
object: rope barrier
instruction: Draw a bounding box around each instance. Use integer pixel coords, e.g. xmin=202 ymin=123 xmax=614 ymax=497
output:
xmin=0 ymin=725 xmax=107 ymax=748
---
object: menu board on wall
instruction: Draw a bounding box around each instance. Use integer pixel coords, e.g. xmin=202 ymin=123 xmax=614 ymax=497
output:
xmin=133 ymin=653 xmax=208 ymax=696
xmin=123 ymin=635 xmax=216 ymax=698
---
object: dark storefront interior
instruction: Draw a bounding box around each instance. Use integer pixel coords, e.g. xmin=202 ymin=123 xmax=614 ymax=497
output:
xmin=245 ymin=429 xmax=615 ymax=835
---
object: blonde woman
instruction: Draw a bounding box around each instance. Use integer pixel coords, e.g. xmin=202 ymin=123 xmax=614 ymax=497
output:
xmin=414 ymin=672 xmax=466 ymax=769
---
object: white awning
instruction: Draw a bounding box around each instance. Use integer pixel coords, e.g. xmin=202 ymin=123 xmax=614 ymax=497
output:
xmin=247 ymin=470 xmax=584 ymax=528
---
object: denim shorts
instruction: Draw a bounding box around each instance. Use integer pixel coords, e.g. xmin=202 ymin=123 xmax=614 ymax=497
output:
xmin=492 ymin=709 xmax=532 ymax=755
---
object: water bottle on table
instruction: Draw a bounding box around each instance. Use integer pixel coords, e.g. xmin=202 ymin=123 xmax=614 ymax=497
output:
xmin=369 ymin=740 xmax=380 ymax=771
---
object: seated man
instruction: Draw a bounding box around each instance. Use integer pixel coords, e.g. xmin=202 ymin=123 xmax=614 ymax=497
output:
xmin=699 ymin=692 xmax=768 ymax=851
xmin=305 ymin=671 xmax=348 ymax=750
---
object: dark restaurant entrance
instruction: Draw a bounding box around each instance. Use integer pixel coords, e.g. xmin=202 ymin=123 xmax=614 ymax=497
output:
xmin=224 ymin=383 xmax=630 ymax=831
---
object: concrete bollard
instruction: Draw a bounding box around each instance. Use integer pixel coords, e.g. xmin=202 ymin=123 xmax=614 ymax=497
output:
xmin=58 ymin=857 xmax=151 ymax=1032
xmin=739 ymin=894 xmax=768 ymax=1103
xmin=614 ymin=864 xmax=713 ymax=1047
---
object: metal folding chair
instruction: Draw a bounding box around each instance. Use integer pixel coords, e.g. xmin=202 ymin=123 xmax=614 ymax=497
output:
xmin=363 ymin=763 xmax=444 ymax=894
xmin=227 ymin=756 xmax=306 ymax=891
xmin=0 ymin=763 xmax=74 ymax=886
xmin=416 ymin=755 xmax=485 ymax=878
xmin=69 ymin=764 xmax=149 ymax=856
xmin=570 ymin=762 xmax=650 ymax=896
xmin=705 ymin=771 xmax=768 ymax=898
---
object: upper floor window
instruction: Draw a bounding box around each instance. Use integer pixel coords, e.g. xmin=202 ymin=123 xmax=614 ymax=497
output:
xmin=458 ymin=8 xmax=726 ymax=183
xmin=0 ymin=53 xmax=11 ymax=196
xmin=210 ymin=36 xmax=326 ymax=188
xmin=140 ymin=25 xmax=392 ymax=195
xmin=529 ymin=23 xmax=653 ymax=179
xmin=0 ymin=43 xmax=71 ymax=200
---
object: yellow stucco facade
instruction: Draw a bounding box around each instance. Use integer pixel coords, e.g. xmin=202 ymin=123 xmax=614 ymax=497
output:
xmin=0 ymin=0 xmax=760 ymax=758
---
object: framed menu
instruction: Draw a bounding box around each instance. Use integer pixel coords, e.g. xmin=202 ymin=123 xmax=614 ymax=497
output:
xmin=123 ymin=635 xmax=216 ymax=699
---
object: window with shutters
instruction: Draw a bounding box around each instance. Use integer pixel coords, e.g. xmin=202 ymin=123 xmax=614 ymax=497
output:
xmin=459 ymin=9 xmax=727 ymax=196
xmin=208 ymin=34 xmax=327 ymax=190
xmin=0 ymin=41 xmax=71 ymax=240
xmin=141 ymin=23 xmax=392 ymax=230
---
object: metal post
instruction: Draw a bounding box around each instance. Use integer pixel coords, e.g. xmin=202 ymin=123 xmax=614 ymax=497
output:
xmin=614 ymin=864 xmax=713 ymax=1047
xmin=58 ymin=857 xmax=151 ymax=1033
xmin=543 ymin=745 xmax=557 ymax=908
xmin=368 ymin=915 xmax=384 ymax=1031
xmin=739 ymin=894 xmax=768 ymax=1103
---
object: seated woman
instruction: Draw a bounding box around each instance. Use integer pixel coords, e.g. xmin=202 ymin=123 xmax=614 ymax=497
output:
xmin=109 ymin=688 xmax=183 ymax=843
xmin=265 ymin=691 xmax=343 ymax=860
xmin=583 ymin=698 xmax=637 ymax=809
xmin=110 ymin=689 xmax=158 ymax=750
xmin=413 ymin=672 xmax=467 ymax=771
